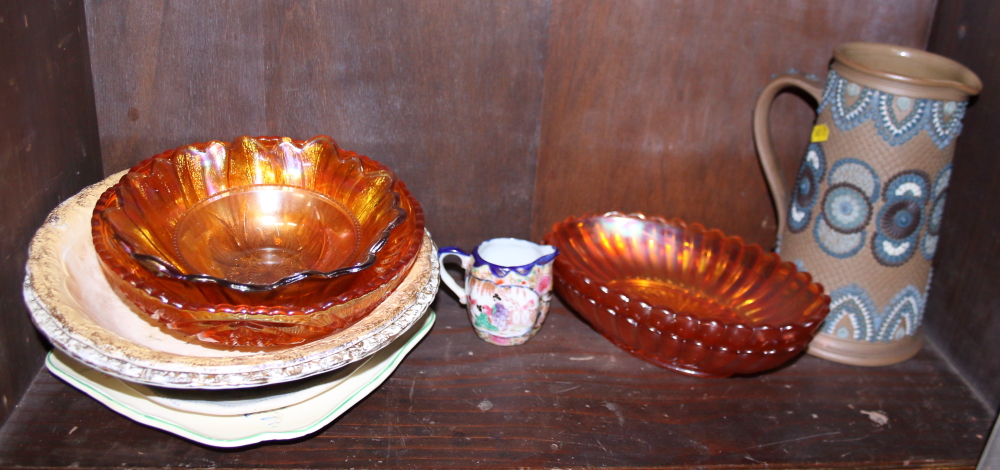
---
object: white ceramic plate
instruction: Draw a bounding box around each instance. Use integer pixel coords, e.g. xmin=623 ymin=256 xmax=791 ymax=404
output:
xmin=46 ymin=309 xmax=435 ymax=448
xmin=126 ymin=363 xmax=363 ymax=416
xmin=25 ymin=172 xmax=439 ymax=389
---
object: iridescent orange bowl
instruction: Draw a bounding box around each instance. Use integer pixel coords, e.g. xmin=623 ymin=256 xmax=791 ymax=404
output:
xmin=92 ymin=136 xmax=424 ymax=347
xmin=544 ymin=212 xmax=830 ymax=378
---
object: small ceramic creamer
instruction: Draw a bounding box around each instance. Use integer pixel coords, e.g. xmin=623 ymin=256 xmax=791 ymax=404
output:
xmin=438 ymin=239 xmax=558 ymax=346
xmin=754 ymin=42 xmax=982 ymax=366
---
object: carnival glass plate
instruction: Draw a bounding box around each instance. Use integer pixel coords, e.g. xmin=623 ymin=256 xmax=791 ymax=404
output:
xmin=544 ymin=212 xmax=830 ymax=378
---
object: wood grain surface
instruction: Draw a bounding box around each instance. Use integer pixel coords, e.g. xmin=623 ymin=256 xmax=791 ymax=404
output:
xmin=0 ymin=0 xmax=103 ymax=427
xmin=923 ymin=0 xmax=1000 ymax=413
xmin=84 ymin=0 xmax=552 ymax=249
xmin=0 ymin=293 xmax=991 ymax=468
xmin=531 ymin=0 xmax=937 ymax=246
xmin=85 ymin=0 xmax=941 ymax=252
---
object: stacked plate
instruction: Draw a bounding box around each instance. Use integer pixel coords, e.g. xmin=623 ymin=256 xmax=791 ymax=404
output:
xmin=24 ymin=137 xmax=439 ymax=446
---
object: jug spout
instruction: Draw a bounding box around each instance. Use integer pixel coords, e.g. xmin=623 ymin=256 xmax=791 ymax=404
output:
xmin=534 ymin=244 xmax=558 ymax=263
xmin=474 ymin=238 xmax=558 ymax=270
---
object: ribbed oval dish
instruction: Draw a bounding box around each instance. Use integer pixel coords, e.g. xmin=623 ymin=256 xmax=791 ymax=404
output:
xmin=544 ymin=212 xmax=830 ymax=378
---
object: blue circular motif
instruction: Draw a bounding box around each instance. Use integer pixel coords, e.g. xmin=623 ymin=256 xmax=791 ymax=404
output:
xmin=928 ymin=194 xmax=945 ymax=233
xmin=788 ymin=143 xmax=826 ymax=233
xmin=814 ymin=214 xmax=865 ymax=259
xmin=821 ymin=184 xmax=871 ymax=234
xmin=895 ymin=210 xmax=911 ymax=227
xmin=829 ymin=158 xmax=880 ymax=202
xmin=921 ymin=232 xmax=939 ymax=261
xmin=932 ymin=165 xmax=952 ymax=199
xmin=928 ymin=165 xmax=951 ymax=235
xmin=880 ymin=199 xmax=922 ymax=239
xmin=881 ymin=170 xmax=930 ymax=203
xmin=872 ymin=232 xmax=917 ymax=267
xmin=872 ymin=170 xmax=929 ymax=267
xmin=921 ymin=165 xmax=951 ymax=260
xmin=798 ymin=178 xmax=812 ymax=199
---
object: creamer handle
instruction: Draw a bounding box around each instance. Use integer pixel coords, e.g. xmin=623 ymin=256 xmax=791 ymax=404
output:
xmin=437 ymin=246 xmax=471 ymax=305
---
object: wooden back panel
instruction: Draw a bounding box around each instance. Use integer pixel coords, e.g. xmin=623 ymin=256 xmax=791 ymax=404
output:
xmin=87 ymin=0 xmax=552 ymax=249
xmin=87 ymin=1 xmax=936 ymax=250
xmin=0 ymin=0 xmax=104 ymax=426
xmin=532 ymin=0 xmax=937 ymax=245
xmin=925 ymin=0 xmax=1000 ymax=412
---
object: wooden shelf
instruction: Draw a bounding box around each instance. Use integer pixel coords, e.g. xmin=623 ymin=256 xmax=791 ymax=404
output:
xmin=0 ymin=293 xmax=991 ymax=469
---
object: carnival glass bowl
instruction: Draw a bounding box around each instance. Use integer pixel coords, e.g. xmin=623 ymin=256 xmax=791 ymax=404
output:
xmin=95 ymin=135 xmax=403 ymax=291
xmin=544 ymin=212 xmax=830 ymax=378
xmin=92 ymin=136 xmax=424 ymax=346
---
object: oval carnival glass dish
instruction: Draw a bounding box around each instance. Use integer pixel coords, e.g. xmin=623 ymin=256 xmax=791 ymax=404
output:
xmin=92 ymin=136 xmax=424 ymax=347
xmin=544 ymin=212 xmax=830 ymax=378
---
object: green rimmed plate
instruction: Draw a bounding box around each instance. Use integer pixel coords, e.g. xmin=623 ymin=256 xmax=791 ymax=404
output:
xmin=46 ymin=310 xmax=434 ymax=448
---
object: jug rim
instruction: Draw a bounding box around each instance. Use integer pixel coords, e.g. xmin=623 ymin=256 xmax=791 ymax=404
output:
xmin=833 ymin=42 xmax=982 ymax=101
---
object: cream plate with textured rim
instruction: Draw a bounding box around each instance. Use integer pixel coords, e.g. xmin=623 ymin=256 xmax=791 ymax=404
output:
xmin=25 ymin=172 xmax=439 ymax=389
xmin=46 ymin=310 xmax=435 ymax=448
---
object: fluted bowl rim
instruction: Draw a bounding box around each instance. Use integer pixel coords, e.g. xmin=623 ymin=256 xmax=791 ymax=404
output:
xmin=92 ymin=135 xmax=406 ymax=292
xmin=547 ymin=211 xmax=830 ymax=332
xmin=91 ymin=137 xmax=425 ymax=319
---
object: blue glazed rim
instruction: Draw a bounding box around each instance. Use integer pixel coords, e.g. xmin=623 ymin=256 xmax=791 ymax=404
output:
xmin=438 ymin=238 xmax=558 ymax=278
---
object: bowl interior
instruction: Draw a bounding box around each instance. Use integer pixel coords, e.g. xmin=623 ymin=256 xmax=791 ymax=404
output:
xmin=552 ymin=214 xmax=823 ymax=327
xmin=174 ymin=185 xmax=361 ymax=285
xmin=96 ymin=136 xmax=404 ymax=291
xmin=94 ymin=161 xmax=424 ymax=316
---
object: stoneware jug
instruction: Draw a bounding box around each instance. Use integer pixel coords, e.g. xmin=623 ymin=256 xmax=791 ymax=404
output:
xmin=753 ymin=42 xmax=981 ymax=366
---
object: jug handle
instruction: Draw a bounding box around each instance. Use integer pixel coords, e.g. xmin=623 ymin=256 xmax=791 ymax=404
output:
xmin=752 ymin=74 xmax=824 ymax=240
